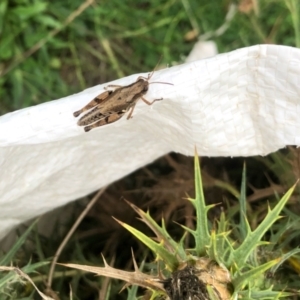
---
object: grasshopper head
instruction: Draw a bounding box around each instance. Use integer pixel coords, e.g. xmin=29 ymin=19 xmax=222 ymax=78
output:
xmin=136 ymin=78 xmax=149 ymax=93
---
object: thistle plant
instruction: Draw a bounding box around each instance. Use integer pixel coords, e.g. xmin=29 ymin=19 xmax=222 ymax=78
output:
xmin=62 ymin=154 xmax=300 ymax=299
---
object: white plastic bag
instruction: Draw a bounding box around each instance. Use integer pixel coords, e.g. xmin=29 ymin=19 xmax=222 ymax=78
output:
xmin=1 ymin=44 xmax=300 ymax=240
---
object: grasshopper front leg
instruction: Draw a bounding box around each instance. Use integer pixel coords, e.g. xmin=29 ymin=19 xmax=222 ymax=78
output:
xmin=126 ymin=97 xmax=163 ymax=120
xmin=126 ymin=103 xmax=137 ymax=120
xmin=141 ymin=96 xmax=163 ymax=106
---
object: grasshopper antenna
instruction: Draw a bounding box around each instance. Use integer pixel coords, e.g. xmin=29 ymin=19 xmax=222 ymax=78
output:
xmin=147 ymin=55 xmax=163 ymax=81
xmin=149 ymin=81 xmax=173 ymax=86
xmin=147 ymin=56 xmax=173 ymax=86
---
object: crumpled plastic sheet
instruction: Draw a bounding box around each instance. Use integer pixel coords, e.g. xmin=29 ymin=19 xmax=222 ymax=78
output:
xmin=0 ymin=44 xmax=300 ymax=240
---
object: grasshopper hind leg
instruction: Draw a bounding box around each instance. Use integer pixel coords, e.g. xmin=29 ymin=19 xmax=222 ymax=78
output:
xmin=84 ymin=111 xmax=126 ymax=132
xmin=73 ymin=90 xmax=113 ymax=118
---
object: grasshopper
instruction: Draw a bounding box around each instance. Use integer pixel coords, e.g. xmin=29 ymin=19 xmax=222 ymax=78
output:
xmin=73 ymin=65 xmax=173 ymax=132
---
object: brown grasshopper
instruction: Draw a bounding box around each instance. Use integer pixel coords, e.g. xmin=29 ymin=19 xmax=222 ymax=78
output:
xmin=73 ymin=67 xmax=173 ymax=132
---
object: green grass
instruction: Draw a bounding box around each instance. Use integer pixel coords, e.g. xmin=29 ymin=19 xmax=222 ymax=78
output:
xmin=1 ymin=0 xmax=299 ymax=113
xmin=1 ymin=0 xmax=300 ymax=299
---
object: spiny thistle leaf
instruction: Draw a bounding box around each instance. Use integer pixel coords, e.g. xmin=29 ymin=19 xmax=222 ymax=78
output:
xmin=267 ymin=217 xmax=299 ymax=250
xmin=124 ymin=200 xmax=187 ymax=260
xmin=114 ymin=218 xmax=178 ymax=271
xmin=190 ymin=152 xmax=211 ymax=254
xmin=232 ymin=259 xmax=279 ymax=291
xmin=59 ymin=254 xmax=165 ymax=292
xmin=270 ymin=247 xmax=300 ymax=273
xmin=217 ymin=211 xmax=229 ymax=234
xmin=232 ymin=183 xmax=297 ymax=269
xmin=238 ymin=287 xmax=293 ymax=299
xmin=207 ymin=229 xmax=233 ymax=265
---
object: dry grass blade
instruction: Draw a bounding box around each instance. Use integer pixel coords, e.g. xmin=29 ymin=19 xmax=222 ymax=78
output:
xmin=0 ymin=266 xmax=55 ymax=300
xmin=47 ymin=186 xmax=107 ymax=290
